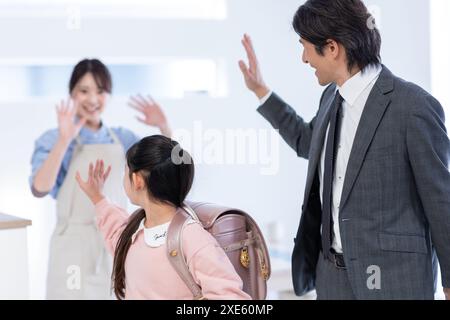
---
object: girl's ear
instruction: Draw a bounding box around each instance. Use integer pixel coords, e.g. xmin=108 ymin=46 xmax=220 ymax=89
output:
xmin=131 ymin=172 xmax=145 ymax=191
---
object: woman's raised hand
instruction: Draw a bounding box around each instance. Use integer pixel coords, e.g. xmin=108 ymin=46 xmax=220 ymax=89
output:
xmin=75 ymin=159 xmax=111 ymax=205
xmin=56 ymin=98 xmax=86 ymax=145
xmin=128 ymin=94 xmax=172 ymax=137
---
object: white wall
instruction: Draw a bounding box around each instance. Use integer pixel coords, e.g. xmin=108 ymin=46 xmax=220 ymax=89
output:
xmin=0 ymin=0 xmax=434 ymax=299
xmin=431 ymin=0 xmax=450 ymax=126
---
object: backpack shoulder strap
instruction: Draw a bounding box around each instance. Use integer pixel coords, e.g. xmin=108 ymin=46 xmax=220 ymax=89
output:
xmin=166 ymin=207 xmax=205 ymax=300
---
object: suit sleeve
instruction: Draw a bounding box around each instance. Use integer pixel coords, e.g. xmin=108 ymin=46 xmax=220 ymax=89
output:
xmin=256 ymin=87 xmax=332 ymax=159
xmin=406 ymin=93 xmax=450 ymax=288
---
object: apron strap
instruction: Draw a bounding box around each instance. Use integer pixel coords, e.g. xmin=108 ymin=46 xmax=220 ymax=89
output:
xmin=107 ymin=128 xmax=122 ymax=145
xmin=73 ymin=125 xmax=121 ymax=146
xmin=75 ymin=135 xmax=83 ymax=146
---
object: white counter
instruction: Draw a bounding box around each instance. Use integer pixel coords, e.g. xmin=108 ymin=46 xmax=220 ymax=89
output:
xmin=0 ymin=213 xmax=32 ymax=299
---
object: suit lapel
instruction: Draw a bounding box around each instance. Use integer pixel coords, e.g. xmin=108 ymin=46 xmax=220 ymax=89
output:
xmin=339 ymin=66 xmax=394 ymax=211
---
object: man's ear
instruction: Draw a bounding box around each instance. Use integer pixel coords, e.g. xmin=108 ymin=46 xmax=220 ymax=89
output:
xmin=326 ymin=39 xmax=340 ymax=58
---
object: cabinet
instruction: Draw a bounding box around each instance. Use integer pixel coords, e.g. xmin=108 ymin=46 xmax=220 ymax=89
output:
xmin=0 ymin=213 xmax=32 ymax=299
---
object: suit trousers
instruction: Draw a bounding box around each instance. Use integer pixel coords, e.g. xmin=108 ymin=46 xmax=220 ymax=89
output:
xmin=315 ymin=252 xmax=356 ymax=300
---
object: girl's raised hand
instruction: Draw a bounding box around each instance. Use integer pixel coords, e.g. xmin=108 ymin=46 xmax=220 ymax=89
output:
xmin=128 ymin=94 xmax=172 ymax=137
xmin=56 ymin=98 xmax=86 ymax=144
xmin=75 ymin=159 xmax=111 ymax=205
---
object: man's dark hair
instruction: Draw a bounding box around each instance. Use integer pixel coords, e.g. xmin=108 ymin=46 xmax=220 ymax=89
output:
xmin=293 ymin=0 xmax=381 ymax=72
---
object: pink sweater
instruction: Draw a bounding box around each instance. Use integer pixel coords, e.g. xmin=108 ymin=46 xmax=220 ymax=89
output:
xmin=95 ymin=199 xmax=251 ymax=300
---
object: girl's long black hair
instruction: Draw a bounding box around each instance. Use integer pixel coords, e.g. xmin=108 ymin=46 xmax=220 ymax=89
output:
xmin=112 ymin=135 xmax=194 ymax=299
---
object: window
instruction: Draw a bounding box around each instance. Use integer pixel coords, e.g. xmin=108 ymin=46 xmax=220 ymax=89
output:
xmin=0 ymin=0 xmax=227 ymax=20
xmin=0 ymin=58 xmax=227 ymax=101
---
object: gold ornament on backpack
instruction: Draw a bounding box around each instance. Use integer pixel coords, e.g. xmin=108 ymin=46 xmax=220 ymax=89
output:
xmin=240 ymin=247 xmax=250 ymax=268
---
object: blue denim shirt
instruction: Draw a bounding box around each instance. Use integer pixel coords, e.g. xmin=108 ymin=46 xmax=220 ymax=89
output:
xmin=29 ymin=123 xmax=139 ymax=198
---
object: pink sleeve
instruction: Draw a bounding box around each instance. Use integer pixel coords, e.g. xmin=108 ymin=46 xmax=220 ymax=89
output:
xmin=183 ymin=223 xmax=252 ymax=300
xmin=94 ymin=198 xmax=129 ymax=255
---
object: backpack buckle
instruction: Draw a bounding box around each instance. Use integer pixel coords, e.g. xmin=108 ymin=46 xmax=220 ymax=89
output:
xmin=240 ymin=247 xmax=250 ymax=268
xmin=260 ymin=262 xmax=269 ymax=280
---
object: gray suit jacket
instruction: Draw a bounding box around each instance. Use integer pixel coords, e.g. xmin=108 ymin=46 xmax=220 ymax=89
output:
xmin=258 ymin=65 xmax=450 ymax=299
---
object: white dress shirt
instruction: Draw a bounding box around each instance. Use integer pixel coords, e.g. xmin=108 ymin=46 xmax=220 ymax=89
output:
xmin=260 ymin=64 xmax=382 ymax=253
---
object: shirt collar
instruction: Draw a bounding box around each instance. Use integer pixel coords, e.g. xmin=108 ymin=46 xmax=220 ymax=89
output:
xmin=130 ymin=217 xmax=173 ymax=247
xmin=337 ymin=64 xmax=382 ymax=107
xmin=79 ymin=120 xmax=108 ymax=137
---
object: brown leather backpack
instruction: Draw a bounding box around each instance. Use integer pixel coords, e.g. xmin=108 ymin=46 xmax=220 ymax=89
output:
xmin=166 ymin=202 xmax=271 ymax=300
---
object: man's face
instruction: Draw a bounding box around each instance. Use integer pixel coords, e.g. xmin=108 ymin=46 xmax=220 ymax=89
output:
xmin=300 ymin=38 xmax=336 ymax=86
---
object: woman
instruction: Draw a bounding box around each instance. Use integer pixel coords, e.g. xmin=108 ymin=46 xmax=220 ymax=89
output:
xmin=29 ymin=58 xmax=171 ymax=299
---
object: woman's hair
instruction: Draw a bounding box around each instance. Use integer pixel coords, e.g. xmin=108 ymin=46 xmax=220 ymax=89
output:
xmin=292 ymin=0 xmax=381 ymax=72
xmin=69 ymin=58 xmax=112 ymax=94
xmin=112 ymin=135 xmax=195 ymax=299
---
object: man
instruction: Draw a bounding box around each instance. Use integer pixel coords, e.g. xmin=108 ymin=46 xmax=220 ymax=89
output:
xmin=239 ymin=0 xmax=450 ymax=299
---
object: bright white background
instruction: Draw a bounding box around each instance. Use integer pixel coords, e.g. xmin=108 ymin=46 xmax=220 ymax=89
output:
xmin=0 ymin=0 xmax=446 ymax=299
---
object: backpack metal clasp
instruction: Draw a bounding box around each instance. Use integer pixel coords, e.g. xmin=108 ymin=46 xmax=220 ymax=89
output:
xmin=240 ymin=247 xmax=250 ymax=268
xmin=260 ymin=261 xmax=269 ymax=280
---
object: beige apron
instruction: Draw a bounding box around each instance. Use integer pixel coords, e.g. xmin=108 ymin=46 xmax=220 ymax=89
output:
xmin=46 ymin=128 xmax=127 ymax=300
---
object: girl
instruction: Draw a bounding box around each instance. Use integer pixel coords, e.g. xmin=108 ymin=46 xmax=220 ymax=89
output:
xmin=30 ymin=59 xmax=170 ymax=299
xmin=76 ymin=135 xmax=251 ymax=300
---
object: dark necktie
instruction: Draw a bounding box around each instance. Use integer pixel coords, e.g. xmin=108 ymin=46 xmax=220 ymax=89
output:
xmin=322 ymin=91 xmax=344 ymax=259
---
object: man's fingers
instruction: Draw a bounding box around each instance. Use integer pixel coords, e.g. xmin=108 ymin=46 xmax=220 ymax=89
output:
xmin=242 ymin=34 xmax=258 ymax=71
xmin=241 ymin=38 xmax=252 ymax=57
xmin=244 ymin=33 xmax=256 ymax=52
xmin=246 ymin=47 xmax=258 ymax=72
xmin=238 ymin=60 xmax=250 ymax=77
xmin=242 ymin=35 xmax=257 ymax=60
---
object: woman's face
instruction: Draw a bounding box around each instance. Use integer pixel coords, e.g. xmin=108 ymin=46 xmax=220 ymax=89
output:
xmin=71 ymin=72 xmax=109 ymax=126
